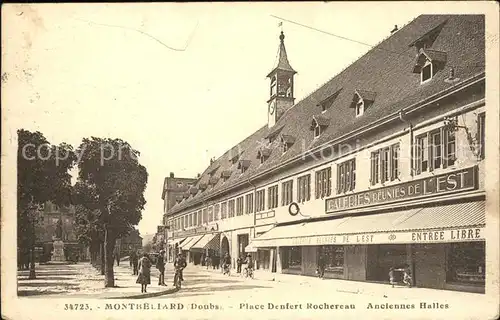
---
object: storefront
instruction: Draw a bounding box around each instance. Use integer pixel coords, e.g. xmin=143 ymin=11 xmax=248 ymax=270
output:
xmin=190 ymin=233 xmax=221 ymax=266
xmin=251 ymin=198 xmax=485 ymax=293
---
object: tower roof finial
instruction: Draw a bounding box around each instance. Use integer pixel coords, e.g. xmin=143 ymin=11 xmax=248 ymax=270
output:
xmin=280 ymin=30 xmax=285 ymax=42
xmin=267 ymin=29 xmax=296 ymax=77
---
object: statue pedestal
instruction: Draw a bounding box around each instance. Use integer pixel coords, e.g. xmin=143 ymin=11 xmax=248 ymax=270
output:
xmin=51 ymin=240 xmax=65 ymax=262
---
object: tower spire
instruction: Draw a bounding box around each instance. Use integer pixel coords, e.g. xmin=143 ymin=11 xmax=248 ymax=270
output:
xmin=268 ymin=30 xmax=296 ymax=77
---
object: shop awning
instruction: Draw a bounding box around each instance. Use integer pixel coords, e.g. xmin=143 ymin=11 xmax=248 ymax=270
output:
xmin=252 ymin=200 xmax=485 ymax=247
xmin=190 ymin=233 xmax=220 ymax=251
xmin=168 ymin=237 xmax=186 ymax=246
xmin=179 ymin=235 xmax=204 ymax=250
xmin=244 ymin=242 xmax=258 ymax=252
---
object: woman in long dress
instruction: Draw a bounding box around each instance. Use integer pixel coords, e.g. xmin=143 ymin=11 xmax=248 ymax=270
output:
xmin=136 ymin=253 xmax=152 ymax=293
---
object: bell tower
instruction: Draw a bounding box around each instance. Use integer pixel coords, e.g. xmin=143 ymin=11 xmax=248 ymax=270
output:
xmin=267 ymin=31 xmax=296 ymax=128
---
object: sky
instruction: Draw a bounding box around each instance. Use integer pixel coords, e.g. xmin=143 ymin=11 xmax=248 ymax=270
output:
xmin=3 ymin=2 xmax=484 ymax=237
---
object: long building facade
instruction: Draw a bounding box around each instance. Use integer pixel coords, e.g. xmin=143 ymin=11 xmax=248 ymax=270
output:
xmin=162 ymin=15 xmax=486 ymax=293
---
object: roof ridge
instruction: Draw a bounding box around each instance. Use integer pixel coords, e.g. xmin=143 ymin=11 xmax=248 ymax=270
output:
xmin=279 ymin=15 xmax=421 ymax=120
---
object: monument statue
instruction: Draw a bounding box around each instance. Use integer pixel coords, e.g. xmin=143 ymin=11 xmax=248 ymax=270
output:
xmin=51 ymin=218 xmax=65 ymax=262
xmin=55 ymin=219 xmax=63 ymax=239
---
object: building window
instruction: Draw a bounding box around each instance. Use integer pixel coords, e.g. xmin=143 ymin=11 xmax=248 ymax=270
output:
xmin=188 ymin=213 xmax=193 ymax=227
xmin=415 ymin=128 xmax=456 ymax=175
xmin=478 ymin=112 xmax=485 ymax=159
xmin=337 ymin=159 xmax=356 ymax=194
xmin=256 ymin=190 xmax=266 ymax=212
xmin=202 ymin=209 xmax=208 ymax=224
xmin=315 ymin=167 xmax=332 ymax=199
xmin=297 ymin=174 xmax=311 ymax=203
xmin=228 ymin=199 xmax=235 ymax=218
xmin=318 ymin=246 xmax=344 ymax=273
xmin=221 ymin=202 xmax=227 ymax=219
xmin=197 ymin=210 xmax=202 ymax=226
xmin=447 ymin=242 xmax=485 ymax=284
xmin=355 ymin=100 xmax=364 ymax=117
xmin=245 ymin=193 xmax=254 ymax=214
xmin=268 ymin=185 xmax=279 ymax=209
xmin=281 ymin=180 xmax=293 ymax=206
xmin=371 ymin=144 xmax=400 ymax=185
xmin=421 ymin=60 xmax=433 ymax=83
xmin=176 ymin=182 xmax=183 ymax=188
xmin=236 ymin=196 xmax=244 ymax=216
xmin=313 ymin=122 xmax=321 ymax=138
xmin=208 ymin=206 xmax=214 ymax=222
xmin=183 ymin=216 xmax=187 ymax=229
xmin=282 ymin=246 xmax=302 ymax=269
xmin=214 ymin=204 xmax=220 ymax=221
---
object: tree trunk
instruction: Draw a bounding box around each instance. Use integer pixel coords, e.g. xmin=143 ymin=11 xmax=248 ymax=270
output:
xmin=100 ymin=242 xmax=105 ymax=275
xmin=28 ymin=246 xmax=36 ymax=279
xmin=104 ymin=227 xmax=116 ymax=287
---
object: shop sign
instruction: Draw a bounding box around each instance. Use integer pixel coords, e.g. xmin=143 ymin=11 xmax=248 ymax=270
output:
xmin=253 ymin=227 xmax=485 ymax=247
xmin=326 ymin=166 xmax=477 ymax=214
xmin=175 ymin=223 xmax=219 ymax=238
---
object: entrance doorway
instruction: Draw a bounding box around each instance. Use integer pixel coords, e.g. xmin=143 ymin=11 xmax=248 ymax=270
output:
xmin=368 ymin=244 xmax=408 ymax=282
xmin=221 ymin=236 xmax=230 ymax=257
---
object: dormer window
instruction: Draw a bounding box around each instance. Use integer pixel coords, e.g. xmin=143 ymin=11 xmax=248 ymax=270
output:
xmin=208 ymin=165 xmax=220 ymax=177
xmin=189 ymin=187 xmax=198 ymax=195
xmin=310 ymin=115 xmax=330 ymax=138
xmin=281 ymin=134 xmax=296 ymax=153
xmin=350 ymin=90 xmax=375 ymax=117
xmin=257 ymin=148 xmax=272 ymax=164
xmin=175 ymin=196 xmax=183 ymax=204
xmin=176 ymin=182 xmax=183 ymax=188
xmin=266 ymin=125 xmax=284 ymax=144
xmin=199 ymin=183 xmax=207 ymax=191
xmin=238 ymin=159 xmax=251 ymax=174
xmin=221 ymin=170 xmax=232 ymax=182
xmin=412 ymin=49 xmax=447 ymax=84
xmin=208 ymin=177 xmax=219 ymax=187
xmin=317 ymin=88 xmax=341 ymax=113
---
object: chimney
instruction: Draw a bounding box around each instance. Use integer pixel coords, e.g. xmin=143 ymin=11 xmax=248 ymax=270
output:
xmin=169 ymin=172 xmax=174 ymax=178
xmin=390 ymin=25 xmax=398 ymax=34
xmin=197 ymin=173 xmax=201 ymax=178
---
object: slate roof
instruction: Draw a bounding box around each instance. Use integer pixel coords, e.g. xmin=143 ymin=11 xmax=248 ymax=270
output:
xmin=168 ymin=14 xmax=485 ymax=215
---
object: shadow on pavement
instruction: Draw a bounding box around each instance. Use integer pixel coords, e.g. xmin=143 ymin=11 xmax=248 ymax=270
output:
xmin=18 ymin=276 xmax=75 ymax=281
xmin=180 ymin=284 xmax=271 ymax=295
xmin=18 ymin=290 xmax=67 ymax=297
xmin=19 ymin=282 xmax=80 ymax=288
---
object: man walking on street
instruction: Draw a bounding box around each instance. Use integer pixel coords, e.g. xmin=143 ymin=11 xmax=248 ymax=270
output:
xmin=131 ymin=250 xmax=139 ymax=275
xmin=236 ymin=256 xmax=242 ymax=273
xmin=157 ymin=250 xmax=166 ymax=286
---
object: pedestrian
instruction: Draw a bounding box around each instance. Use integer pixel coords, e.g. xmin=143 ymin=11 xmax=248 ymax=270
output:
xmin=389 ymin=267 xmax=396 ymax=288
xmin=205 ymin=255 xmax=210 ymax=269
xmin=317 ymin=253 xmax=325 ymax=279
xmin=131 ymin=251 xmax=139 ymax=275
xmin=157 ymin=250 xmax=166 ymax=286
xmin=402 ymin=264 xmax=412 ymax=287
xmin=208 ymin=255 xmax=213 ymax=270
xmin=236 ymin=256 xmax=242 ymax=273
xmin=115 ymin=252 xmax=120 ymax=266
xmin=136 ymin=253 xmax=152 ymax=293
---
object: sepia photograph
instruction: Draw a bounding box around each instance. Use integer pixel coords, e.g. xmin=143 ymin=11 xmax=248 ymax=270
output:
xmin=2 ymin=2 xmax=499 ymax=320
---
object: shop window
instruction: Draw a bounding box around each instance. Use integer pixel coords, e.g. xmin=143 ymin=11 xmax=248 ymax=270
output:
xmin=268 ymin=185 xmax=279 ymax=209
xmin=228 ymin=200 xmax=235 ymax=218
xmin=256 ymin=190 xmax=266 ymax=212
xmin=371 ymin=143 xmax=400 ymax=185
xmin=297 ymin=174 xmax=311 ymax=203
xmin=337 ymin=159 xmax=356 ymax=193
xmin=245 ymin=193 xmax=254 ymax=214
xmin=221 ymin=202 xmax=228 ymax=219
xmin=315 ymin=167 xmax=332 ymax=199
xmin=281 ymin=180 xmax=293 ymax=206
xmin=319 ymin=246 xmax=344 ymax=273
xmin=282 ymin=246 xmax=302 ymax=269
xmin=447 ymin=242 xmax=485 ymax=284
xmin=236 ymin=196 xmax=244 ymax=216
xmin=415 ymin=128 xmax=455 ymax=175
xmin=477 ymin=113 xmax=485 ymax=159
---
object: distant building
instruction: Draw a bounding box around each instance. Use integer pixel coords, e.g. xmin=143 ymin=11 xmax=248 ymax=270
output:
xmin=119 ymin=228 xmax=143 ymax=257
xmin=161 ymin=172 xmax=198 ymax=217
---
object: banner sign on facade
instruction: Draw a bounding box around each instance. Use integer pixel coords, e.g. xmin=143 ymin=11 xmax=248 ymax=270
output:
xmin=252 ymin=226 xmax=485 ymax=247
xmin=325 ymin=166 xmax=477 ymax=214
xmin=174 ymin=223 xmax=219 ymax=238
